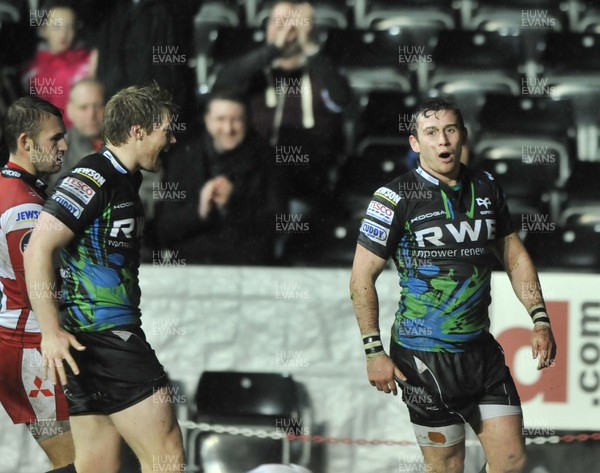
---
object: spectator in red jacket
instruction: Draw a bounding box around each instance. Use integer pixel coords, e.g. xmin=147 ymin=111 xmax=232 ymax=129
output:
xmin=21 ymin=1 xmax=96 ymax=128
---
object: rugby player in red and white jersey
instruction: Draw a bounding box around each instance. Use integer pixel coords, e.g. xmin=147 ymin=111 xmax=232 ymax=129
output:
xmin=0 ymin=96 xmax=74 ymax=471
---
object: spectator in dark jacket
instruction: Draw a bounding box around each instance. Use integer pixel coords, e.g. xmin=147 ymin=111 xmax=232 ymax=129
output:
xmin=156 ymin=90 xmax=280 ymax=265
xmin=214 ymin=1 xmax=352 ymax=213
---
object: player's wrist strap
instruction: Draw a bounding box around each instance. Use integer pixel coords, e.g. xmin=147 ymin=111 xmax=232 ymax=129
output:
xmin=362 ymin=331 xmax=385 ymax=359
xmin=529 ymin=304 xmax=551 ymax=327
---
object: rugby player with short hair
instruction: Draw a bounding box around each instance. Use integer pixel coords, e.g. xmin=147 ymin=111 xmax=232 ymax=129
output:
xmin=0 ymin=96 xmax=74 ymax=470
xmin=350 ymin=98 xmax=557 ymax=473
xmin=24 ymin=83 xmax=184 ymax=473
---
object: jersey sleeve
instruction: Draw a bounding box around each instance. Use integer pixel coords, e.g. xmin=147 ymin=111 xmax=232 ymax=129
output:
xmin=482 ymin=170 xmax=514 ymax=238
xmin=357 ymin=183 xmax=404 ymax=260
xmin=42 ymin=166 xmax=108 ymax=235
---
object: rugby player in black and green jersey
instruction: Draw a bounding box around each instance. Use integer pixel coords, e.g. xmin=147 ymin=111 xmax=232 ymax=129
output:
xmin=350 ymin=98 xmax=557 ymax=473
xmin=24 ymin=84 xmax=184 ymax=473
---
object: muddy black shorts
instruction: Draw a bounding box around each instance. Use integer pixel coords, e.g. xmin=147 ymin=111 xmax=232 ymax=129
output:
xmin=390 ymin=332 xmax=521 ymax=430
xmin=63 ymin=326 xmax=168 ymax=416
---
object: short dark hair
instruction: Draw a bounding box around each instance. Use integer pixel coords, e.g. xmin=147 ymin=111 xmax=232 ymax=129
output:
xmin=103 ymin=82 xmax=176 ymax=146
xmin=412 ymin=97 xmax=466 ymax=139
xmin=3 ymin=97 xmax=63 ymax=154
xmin=205 ymin=88 xmax=248 ymax=115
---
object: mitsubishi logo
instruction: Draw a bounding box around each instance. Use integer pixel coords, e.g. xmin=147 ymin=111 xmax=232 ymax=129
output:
xmin=29 ymin=376 xmax=54 ymax=398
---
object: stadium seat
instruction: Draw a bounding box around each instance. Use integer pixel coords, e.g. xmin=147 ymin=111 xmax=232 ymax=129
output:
xmin=341 ymin=90 xmax=416 ymax=214
xmin=528 ymin=203 xmax=600 ymax=271
xmin=321 ymin=29 xmax=418 ymax=94
xmin=542 ymin=32 xmax=600 ymax=84
xmin=473 ymin=137 xmax=568 ymax=193
xmin=478 ymin=93 xmax=575 ymax=139
xmin=188 ymin=371 xmax=311 ymax=473
xmin=193 ymin=3 xmax=244 ymax=93
xmin=540 ymin=32 xmax=600 ymax=160
xmin=465 ymin=0 xmax=566 ymax=33
xmin=473 ymin=94 xmax=576 ymax=226
xmin=195 ymin=1 xmax=242 ymax=29
xmin=550 ymin=160 xmax=600 ymax=222
xmin=471 ymin=130 xmax=559 ymax=244
xmin=353 ymin=0 xmax=457 ymax=30
xmin=337 ymin=145 xmax=413 ymax=212
xmin=353 ymin=91 xmax=418 ymax=152
xmin=572 ymin=0 xmax=600 ymax=32
xmin=475 ymin=94 xmax=575 ymax=176
xmin=428 ymin=30 xmax=525 ymax=91
xmin=428 ymin=31 xmax=526 ymax=137
xmin=196 ymin=26 xmax=267 ymax=93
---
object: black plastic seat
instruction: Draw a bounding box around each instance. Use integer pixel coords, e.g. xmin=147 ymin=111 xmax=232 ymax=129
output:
xmin=428 ymin=31 xmax=526 ymax=136
xmin=465 ymin=0 xmax=566 ymax=33
xmin=196 ymin=26 xmax=266 ymax=92
xmin=540 ymin=32 xmax=600 ymax=160
xmin=354 ymin=0 xmax=457 ymax=30
xmin=474 ymin=93 xmax=575 ymax=184
xmin=321 ymin=29 xmax=419 ymax=93
xmin=353 ymin=91 xmax=419 ymax=153
xmin=188 ymin=371 xmax=310 ymax=473
xmin=573 ymin=0 xmax=600 ymax=32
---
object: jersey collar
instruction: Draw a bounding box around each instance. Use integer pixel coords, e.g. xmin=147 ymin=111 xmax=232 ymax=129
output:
xmin=415 ymin=165 xmax=440 ymax=186
xmin=101 ymin=147 xmax=129 ymax=174
xmin=2 ymin=162 xmax=47 ymax=197
xmin=415 ymin=162 xmax=469 ymax=190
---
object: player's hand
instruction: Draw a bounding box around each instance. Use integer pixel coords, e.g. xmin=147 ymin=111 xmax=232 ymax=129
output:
xmin=367 ymin=353 xmax=406 ymax=396
xmin=272 ymin=23 xmax=298 ymax=51
xmin=531 ymin=325 xmax=556 ymax=370
xmin=198 ymin=181 xmax=216 ymax=219
xmin=294 ymin=3 xmax=318 ymax=56
xmin=40 ymin=330 xmax=86 ymax=386
xmin=211 ymin=176 xmax=234 ymax=209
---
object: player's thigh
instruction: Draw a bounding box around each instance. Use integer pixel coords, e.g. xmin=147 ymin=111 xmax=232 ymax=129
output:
xmin=109 ymin=386 xmax=184 ymax=463
xmin=476 ymin=414 xmax=526 ymax=472
xmin=70 ymin=414 xmax=122 ymax=473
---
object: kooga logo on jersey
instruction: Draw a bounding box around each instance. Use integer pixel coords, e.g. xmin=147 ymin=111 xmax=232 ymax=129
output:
xmin=360 ymin=219 xmax=389 ymax=246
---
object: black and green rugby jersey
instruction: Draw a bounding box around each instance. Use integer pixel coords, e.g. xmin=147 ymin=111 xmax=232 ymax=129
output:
xmin=43 ymin=147 xmax=145 ymax=333
xmin=358 ymin=164 xmax=514 ymax=353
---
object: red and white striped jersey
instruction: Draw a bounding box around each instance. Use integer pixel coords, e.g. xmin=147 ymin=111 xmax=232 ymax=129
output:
xmin=0 ymin=162 xmax=47 ymax=347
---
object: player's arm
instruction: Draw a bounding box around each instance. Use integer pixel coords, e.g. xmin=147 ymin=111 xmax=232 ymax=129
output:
xmin=350 ymin=244 xmax=406 ymax=395
xmin=495 ymin=231 xmax=556 ymax=370
xmin=24 ymin=211 xmax=85 ymax=386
